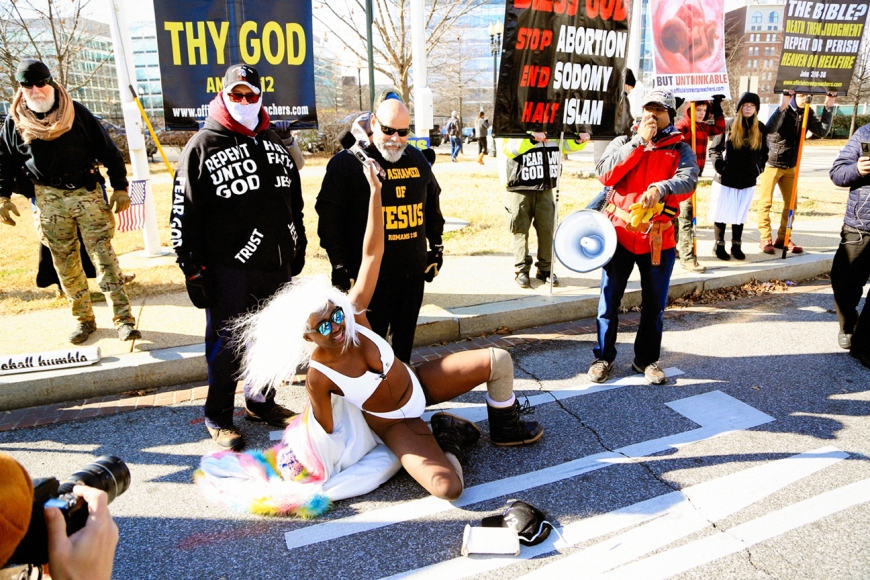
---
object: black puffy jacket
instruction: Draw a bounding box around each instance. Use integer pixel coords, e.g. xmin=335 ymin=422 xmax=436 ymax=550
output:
xmin=765 ymin=102 xmax=832 ymax=169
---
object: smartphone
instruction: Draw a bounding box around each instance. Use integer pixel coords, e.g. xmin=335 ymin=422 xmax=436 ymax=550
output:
xmin=861 ymin=142 xmax=870 ymax=157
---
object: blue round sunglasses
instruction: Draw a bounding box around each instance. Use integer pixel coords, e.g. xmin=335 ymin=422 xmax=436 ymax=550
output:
xmin=306 ymin=307 xmax=345 ymax=336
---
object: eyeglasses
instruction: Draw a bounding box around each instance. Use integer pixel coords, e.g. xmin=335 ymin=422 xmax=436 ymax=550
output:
xmin=306 ymin=307 xmax=345 ymax=336
xmin=227 ymin=91 xmax=260 ymax=104
xmin=20 ymin=78 xmax=51 ymax=89
xmin=379 ymin=125 xmax=410 ymax=137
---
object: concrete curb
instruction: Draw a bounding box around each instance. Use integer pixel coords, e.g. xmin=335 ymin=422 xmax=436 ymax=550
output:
xmin=0 ymin=252 xmax=833 ymax=411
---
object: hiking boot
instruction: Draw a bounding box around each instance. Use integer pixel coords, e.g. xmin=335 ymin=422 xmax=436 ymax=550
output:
xmin=774 ymin=238 xmax=803 ymax=253
xmin=118 ymin=323 xmax=142 ymax=341
xmin=515 ymin=272 xmax=531 ymax=288
xmin=70 ymin=320 xmax=97 ymax=345
xmin=486 ymin=399 xmax=544 ymax=446
xmin=760 ymin=239 xmax=775 ymax=254
xmin=632 ymin=361 xmax=667 ymax=385
xmin=838 ymin=332 xmax=852 ymax=350
xmin=587 ymin=359 xmax=612 ymax=383
xmin=714 ymin=242 xmax=730 ymax=261
xmin=535 ymin=270 xmax=559 ymax=286
xmin=679 ymin=260 xmax=707 ymax=273
xmin=431 ymin=412 xmax=482 ymax=460
xmin=245 ymin=404 xmax=298 ymax=427
xmin=207 ymin=425 xmax=244 ymax=451
xmin=731 ymin=242 xmax=745 ymax=260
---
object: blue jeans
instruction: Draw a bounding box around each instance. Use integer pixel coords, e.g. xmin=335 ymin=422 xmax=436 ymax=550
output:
xmin=594 ymin=243 xmax=676 ymax=367
xmin=450 ymin=136 xmax=462 ymax=159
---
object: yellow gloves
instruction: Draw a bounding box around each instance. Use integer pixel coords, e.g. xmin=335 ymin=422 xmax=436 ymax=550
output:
xmin=628 ymin=202 xmax=664 ymax=228
xmin=109 ymin=189 xmax=131 ymax=213
xmin=0 ymin=197 xmax=19 ymax=226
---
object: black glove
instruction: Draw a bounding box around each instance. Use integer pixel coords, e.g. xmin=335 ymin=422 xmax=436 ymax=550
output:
xmin=711 ymin=95 xmax=725 ymax=117
xmin=331 ymin=265 xmax=353 ymax=292
xmin=177 ymin=253 xmax=211 ymax=309
xmin=424 ymin=245 xmax=444 ymax=283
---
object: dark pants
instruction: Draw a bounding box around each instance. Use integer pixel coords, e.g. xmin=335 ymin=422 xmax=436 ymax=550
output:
xmin=831 ymin=225 xmax=870 ymax=355
xmin=594 ymin=244 xmax=676 ymax=367
xmin=203 ymin=263 xmax=291 ymax=429
xmin=478 ymin=137 xmax=488 ymax=155
xmin=367 ymin=274 xmax=425 ymax=364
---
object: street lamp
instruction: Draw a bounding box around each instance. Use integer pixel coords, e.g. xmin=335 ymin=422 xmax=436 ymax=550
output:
xmin=487 ymin=20 xmax=503 ymax=157
xmin=357 ymin=60 xmax=364 ymax=110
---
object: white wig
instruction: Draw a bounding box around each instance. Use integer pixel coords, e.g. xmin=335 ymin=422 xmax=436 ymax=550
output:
xmin=231 ymin=275 xmax=361 ymax=397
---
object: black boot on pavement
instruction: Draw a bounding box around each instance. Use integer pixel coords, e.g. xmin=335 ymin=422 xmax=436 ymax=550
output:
xmin=431 ymin=412 xmax=482 ymax=461
xmin=535 ymin=270 xmax=559 ymax=286
xmin=714 ymin=242 xmax=730 ymax=261
xmin=730 ymin=241 xmax=745 ymax=260
xmin=118 ymin=323 xmax=141 ymax=341
xmin=486 ymin=399 xmax=544 ymax=446
xmin=515 ymin=272 xmax=531 ymax=288
xmin=70 ymin=320 xmax=97 ymax=344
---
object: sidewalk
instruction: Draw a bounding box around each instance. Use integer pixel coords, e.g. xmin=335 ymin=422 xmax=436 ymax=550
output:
xmin=0 ymin=145 xmax=849 ymax=411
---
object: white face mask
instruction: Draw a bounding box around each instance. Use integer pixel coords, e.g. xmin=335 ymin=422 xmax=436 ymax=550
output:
xmin=222 ymin=92 xmax=261 ymax=131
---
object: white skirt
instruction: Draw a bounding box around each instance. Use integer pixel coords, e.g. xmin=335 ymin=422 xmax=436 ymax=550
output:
xmin=707 ymin=181 xmax=755 ymax=224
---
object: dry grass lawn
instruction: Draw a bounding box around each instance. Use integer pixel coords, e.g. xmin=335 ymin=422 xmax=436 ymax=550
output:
xmin=0 ymin=139 xmax=850 ymax=316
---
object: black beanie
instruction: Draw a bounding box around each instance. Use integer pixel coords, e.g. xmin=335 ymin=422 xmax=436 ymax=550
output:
xmin=737 ymin=92 xmax=760 ymax=110
xmin=624 ymin=68 xmax=636 ymax=88
xmin=15 ymin=59 xmax=51 ymax=84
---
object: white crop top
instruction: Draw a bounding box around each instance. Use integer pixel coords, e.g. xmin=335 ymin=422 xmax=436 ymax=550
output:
xmin=308 ymin=326 xmax=395 ymax=411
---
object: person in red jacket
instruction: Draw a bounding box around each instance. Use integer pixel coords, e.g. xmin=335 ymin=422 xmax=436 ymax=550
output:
xmin=674 ymin=96 xmax=725 ymax=271
xmin=588 ymin=88 xmax=699 ymax=385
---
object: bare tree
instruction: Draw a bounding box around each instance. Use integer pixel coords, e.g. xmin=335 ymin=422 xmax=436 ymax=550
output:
xmin=845 ymin=25 xmax=870 ymax=137
xmin=314 ymin=0 xmax=488 ymax=104
xmin=429 ymin=32 xmax=487 ymax=128
xmin=0 ymin=0 xmax=110 ymax=104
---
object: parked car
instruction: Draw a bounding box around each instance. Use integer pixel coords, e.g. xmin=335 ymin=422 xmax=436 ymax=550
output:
xmin=463 ymin=127 xmax=475 ymax=144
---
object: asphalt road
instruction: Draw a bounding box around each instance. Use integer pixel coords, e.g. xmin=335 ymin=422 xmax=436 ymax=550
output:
xmin=3 ymin=280 xmax=870 ymax=580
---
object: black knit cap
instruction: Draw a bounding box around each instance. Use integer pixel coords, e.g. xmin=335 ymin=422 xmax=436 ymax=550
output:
xmin=15 ymin=59 xmax=51 ymax=84
xmin=737 ymin=92 xmax=761 ymax=110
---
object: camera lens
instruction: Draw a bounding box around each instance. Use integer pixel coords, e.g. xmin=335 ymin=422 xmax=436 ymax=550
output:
xmin=56 ymin=455 xmax=131 ymax=502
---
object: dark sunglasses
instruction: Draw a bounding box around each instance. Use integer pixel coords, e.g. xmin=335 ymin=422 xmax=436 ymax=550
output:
xmin=307 ymin=307 xmax=345 ymax=336
xmin=20 ymin=77 xmax=51 ymax=89
xmin=380 ymin=125 xmax=410 ymax=137
xmin=227 ymin=91 xmax=260 ymax=104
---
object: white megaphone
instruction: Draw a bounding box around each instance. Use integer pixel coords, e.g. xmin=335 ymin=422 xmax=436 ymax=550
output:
xmin=554 ymin=209 xmax=617 ymax=273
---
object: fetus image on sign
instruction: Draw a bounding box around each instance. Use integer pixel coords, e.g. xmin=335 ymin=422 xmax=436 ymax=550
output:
xmin=653 ymin=0 xmax=724 ymax=74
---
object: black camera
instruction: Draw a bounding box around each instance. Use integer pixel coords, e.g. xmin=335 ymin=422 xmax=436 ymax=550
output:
xmin=7 ymin=456 xmax=130 ymax=566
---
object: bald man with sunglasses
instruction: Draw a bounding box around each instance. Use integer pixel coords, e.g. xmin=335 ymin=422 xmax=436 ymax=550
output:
xmin=170 ymin=64 xmax=307 ymax=450
xmin=316 ymin=99 xmax=445 ymax=363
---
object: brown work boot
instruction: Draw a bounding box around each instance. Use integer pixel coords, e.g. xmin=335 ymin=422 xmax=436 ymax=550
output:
xmin=207 ymin=425 xmax=244 ymax=451
xmin=760 ymin=239 xmax=775 ymax=254
xmin=244 ymin=404 xmax=298 ymax=427
xmin=774 ymin=238 xmax=803 ymax=253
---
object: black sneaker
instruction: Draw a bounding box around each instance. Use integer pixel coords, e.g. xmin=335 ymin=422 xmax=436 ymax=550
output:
xmin=70 ymin=320 xmax=97 ymax=344
xmin=245 ymin=404 xmax=298 ymax=427
xmin=587 ymin=359 xmax=612 ymax=383
xmin=632 ymin=361 xmax=667 ymax=385
xmin=515 ymin=272 xmax=531 ymax=288
xmin=207 ymin=425 xmax=244 ymax=451
xmin=535 ymin=271 xmax=559 ymax=286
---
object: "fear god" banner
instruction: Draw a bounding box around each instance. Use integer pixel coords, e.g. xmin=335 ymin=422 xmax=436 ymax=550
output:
xmin=775 ymin=0 xmax=868 ymax=94
xmin=493 ymin=0 xmax=631 ymax=138
xmin=153 ymin=0 xmax=317 ymax=131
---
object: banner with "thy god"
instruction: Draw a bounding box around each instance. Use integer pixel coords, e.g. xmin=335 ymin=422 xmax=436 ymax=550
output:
xmin=493 ymin=0 xmax=631 ymax=139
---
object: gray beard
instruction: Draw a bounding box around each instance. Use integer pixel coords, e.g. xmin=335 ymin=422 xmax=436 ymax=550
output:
xmin=375 ymin=140 xmax=405 ymax=163
xmin=25 ymin=91 xmax=55 ymax=114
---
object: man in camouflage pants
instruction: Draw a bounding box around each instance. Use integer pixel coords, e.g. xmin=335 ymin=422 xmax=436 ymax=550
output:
xmin=0 ymin=59 xmax=140 ymax=344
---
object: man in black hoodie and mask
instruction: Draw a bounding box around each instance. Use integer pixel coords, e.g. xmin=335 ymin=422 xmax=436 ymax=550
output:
xmin=170 ymin=64 xmax=307 ymax=450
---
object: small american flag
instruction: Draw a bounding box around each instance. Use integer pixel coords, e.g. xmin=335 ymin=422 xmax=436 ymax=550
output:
xmin=117 ymin=180 xmax=146 ymax=232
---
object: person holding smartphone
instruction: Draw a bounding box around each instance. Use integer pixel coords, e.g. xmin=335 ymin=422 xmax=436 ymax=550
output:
xmin=828 ymin=124 xmax=870 ymax=369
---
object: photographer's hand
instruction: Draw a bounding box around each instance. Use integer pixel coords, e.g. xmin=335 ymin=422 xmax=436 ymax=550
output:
xmin=45 ymin=485 xmax=118 ymax=580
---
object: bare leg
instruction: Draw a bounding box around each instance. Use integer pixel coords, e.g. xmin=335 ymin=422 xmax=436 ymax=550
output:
xmin=367 ymin=416 xmax=463 ymax=500
xmin=415 ymin=349 xmax=491 ymax=404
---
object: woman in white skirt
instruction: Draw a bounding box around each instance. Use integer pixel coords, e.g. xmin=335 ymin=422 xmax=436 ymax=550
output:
xmin=708 ymin=92 xmax=769 ymax=260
